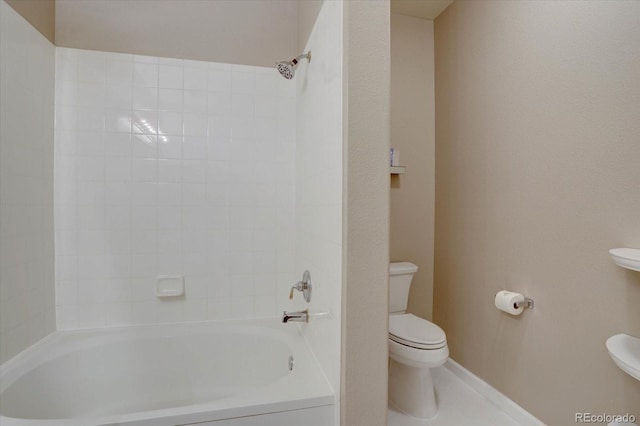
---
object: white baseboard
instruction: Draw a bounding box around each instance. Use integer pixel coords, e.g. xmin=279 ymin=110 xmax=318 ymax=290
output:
xmin=444 ymin=358 xmax=546 ymax=426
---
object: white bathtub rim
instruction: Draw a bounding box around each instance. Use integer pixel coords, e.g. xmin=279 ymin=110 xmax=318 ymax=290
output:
xmin=1 ymin=318 xmax=293 ymax=387
xmin=0 ymin=330 xmax=59 ymax=380
xmin=0 ymin=319 xmax=335 ymax=426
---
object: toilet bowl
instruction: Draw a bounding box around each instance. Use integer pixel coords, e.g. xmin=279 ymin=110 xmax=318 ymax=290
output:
xmin=388 ymin=263 xmax=449 ymax=420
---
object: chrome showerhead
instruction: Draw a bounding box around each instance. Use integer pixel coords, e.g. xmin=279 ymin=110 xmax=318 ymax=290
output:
xmin=276 ymin=52 xmax=311 ymax=80
xmin=276 ymin=61 xmax=296 ymax=80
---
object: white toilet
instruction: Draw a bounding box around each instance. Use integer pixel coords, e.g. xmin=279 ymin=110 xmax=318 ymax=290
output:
xmin=388 ymin=262 xmax=449 ymax=420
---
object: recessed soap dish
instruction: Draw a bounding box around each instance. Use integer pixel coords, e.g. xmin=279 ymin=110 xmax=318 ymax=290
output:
xmin=156 ymin=276 xmax=184 ymax=298
xmin=609 ymin=248 xmax=640 ymax=272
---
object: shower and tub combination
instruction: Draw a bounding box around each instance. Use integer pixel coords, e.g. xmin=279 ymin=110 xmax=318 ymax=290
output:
xmin=0 ymin=51 xmax=332 ymax=426
xmin=0 ymin=53 xmax=329 ymax=426
xmin=0 ymin=0 xmax=343 ymax=420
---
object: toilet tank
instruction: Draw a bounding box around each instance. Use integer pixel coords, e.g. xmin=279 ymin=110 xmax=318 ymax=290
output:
xmin=389 ymin=262 xmax=418 ymax=314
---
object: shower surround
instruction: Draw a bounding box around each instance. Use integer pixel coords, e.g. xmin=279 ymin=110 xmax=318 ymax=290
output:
xmin=2 ymin=0 xmax=346 ymax=421
xmin=0 ymin=0 xmax=56 ymax=364
xmin=54 ymin=49 xmax=298 ymax=329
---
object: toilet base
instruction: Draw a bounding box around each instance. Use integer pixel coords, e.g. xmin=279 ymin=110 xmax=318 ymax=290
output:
xmin=389 ymin=358 xmax=438 ymax=420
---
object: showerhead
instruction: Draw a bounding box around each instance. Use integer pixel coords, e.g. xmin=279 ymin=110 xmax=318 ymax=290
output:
xmin=276 ymin=61 xmax=296 ymax=80
xmin=276 ymin=52 xmax=311 ymax=79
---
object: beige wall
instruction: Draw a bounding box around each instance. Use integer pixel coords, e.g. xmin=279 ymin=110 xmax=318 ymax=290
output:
xmin=341 ymin=0 xmax=390 ymax=425
xmin=55 ymin=0 xmax=298 ymax=67
xmin=5 ymin=0 xmax=54 ymax=42
xmin=434 ymin=1 xmax=640 ymax=424
xmin=297 ymin=0 xmax=323 ymax=53
xmin=11 ymin=0 xmax=322 ymax=67
xmin=9 ymin=0 xmax=322 ymax=67
xmin=390 ymin=14 xmax=435 ymax=321
xmin=391 ymin=0 xmax=452 ymax=21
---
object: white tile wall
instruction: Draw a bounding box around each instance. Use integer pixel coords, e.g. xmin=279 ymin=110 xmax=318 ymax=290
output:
xmin=293 ymin=0 xmax=343 ymax=398
xmin=54 ymin=48 xmax=297 ymax=329
xmin=0 ymin=0 xmax=56 ymax=363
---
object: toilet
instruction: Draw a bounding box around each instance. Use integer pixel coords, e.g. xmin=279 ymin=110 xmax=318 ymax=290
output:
xmin=388 ymin=262 xmax=449 ymax=420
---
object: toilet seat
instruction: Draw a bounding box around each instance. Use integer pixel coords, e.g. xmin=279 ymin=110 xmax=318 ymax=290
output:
xmin=389 ymin=314 xmax=446 ymax=350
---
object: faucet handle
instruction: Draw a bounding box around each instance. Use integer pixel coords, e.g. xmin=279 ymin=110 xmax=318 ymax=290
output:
xmin=289 ymin=280 xmax=304 ymax=299
xmin=289 ymin=270 xmax=312 ymax=303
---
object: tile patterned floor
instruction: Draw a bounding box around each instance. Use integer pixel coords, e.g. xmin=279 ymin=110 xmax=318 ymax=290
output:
xmin=388 ymin=365 xmax=523 ymax=426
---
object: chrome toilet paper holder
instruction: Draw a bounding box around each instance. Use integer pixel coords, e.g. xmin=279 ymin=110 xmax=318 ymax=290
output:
xmin=514 ymin=298 xmax=534 ymax=309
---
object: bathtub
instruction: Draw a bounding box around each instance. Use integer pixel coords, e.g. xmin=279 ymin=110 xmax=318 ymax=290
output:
xmin=0 ymin=319 xmax=335 ymax=426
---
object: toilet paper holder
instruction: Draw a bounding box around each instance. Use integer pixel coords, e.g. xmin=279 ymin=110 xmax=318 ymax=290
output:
xmin=495 ymin=290 xmax=534 ymax=315
xmin=514 ymin=297 xmax=534 ymax=309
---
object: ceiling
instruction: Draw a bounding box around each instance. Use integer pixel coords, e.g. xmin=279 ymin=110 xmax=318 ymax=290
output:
xmin=391 ymin=0 xmax=454 ymax=20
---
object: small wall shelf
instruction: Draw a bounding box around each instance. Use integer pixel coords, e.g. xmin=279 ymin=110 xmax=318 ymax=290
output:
xmin=609 ymin=248 xmax=640 ymax=272
xmin=606 ymin=334 xmax=640 ymax=381
xmin=390 ymin=166 xmax=406 ymax=175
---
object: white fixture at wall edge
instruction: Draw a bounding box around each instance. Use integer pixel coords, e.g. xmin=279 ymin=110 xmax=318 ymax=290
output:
xmin=390 ymin=166 xmax=406 ymax=175
xmin=606 ymin=249 xmax=640 ymax=383
xmin=156 ymin=276 xmax=185 ymax=298
xmin=606 ymin=334 xmax=640 ymax=382
xmin=609 ymin=248 xmax=640 ymax=272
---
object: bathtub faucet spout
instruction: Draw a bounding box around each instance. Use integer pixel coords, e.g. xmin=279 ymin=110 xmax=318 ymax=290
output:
xmin=282 ymin=309 xmax=309 ymax=323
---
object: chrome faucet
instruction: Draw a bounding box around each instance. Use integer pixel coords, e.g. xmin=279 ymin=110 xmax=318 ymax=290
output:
xmin=289 ymin=270 xmax=312 ymax=303
xmin=282 ymin=309 xmax=309 ymax=323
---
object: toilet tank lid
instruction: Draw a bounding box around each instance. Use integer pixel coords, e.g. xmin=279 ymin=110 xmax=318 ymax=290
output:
xmin=390 ymin=262 xmax=418 ymax=275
